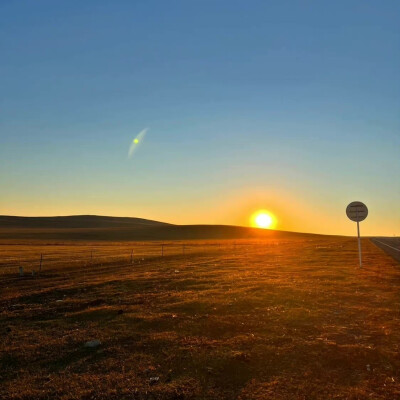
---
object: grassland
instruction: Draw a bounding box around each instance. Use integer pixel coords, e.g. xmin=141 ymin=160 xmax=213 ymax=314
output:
xmin=1 ymin=236 xmax=400 ymax=399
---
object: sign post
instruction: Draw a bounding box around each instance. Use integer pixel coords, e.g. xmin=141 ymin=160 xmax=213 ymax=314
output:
xmin=346 ymin=201 xmax=368 ymax=268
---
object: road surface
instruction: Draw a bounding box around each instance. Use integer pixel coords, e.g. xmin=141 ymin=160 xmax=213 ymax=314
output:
xmin=371 ymin=237 xmax=400 ymax=263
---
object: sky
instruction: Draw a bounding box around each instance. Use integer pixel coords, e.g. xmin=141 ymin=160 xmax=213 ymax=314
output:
xmin=0 ymin=0 xmax=399 ymax=236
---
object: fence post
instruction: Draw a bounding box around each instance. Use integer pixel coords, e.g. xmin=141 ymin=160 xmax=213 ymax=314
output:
xmin=161 ymin=244 xmax=164 ymax=257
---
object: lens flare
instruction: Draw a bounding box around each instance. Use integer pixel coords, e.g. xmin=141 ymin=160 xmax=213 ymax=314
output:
xmin=250 ymin=210 xmax=277 ymax=229
xmin=128 ymin=128 xmax=148 ymax=157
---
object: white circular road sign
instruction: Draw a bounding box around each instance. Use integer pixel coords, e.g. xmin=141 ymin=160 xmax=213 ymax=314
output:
xmin=346 ymin=201 xmax=368 ymax=222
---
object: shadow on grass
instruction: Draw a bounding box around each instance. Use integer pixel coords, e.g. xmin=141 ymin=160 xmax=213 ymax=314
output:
xmin=44 ymin=346 xmax=108 ymax=373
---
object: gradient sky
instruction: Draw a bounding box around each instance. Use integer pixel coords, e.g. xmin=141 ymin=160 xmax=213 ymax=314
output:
xmin=1 ymin=1 xmax=399 ymax=235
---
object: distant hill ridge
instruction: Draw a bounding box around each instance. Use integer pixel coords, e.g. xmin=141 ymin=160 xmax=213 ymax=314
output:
xmin=0 ymin=215 xmax=171 ymax=229
xmin=0 ymin=215 xmax=322 ymax=241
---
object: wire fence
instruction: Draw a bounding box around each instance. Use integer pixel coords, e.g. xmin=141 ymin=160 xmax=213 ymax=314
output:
xmin=0 ymin=240 xmax=266 ymax=277
xmin=0 ymin=237 xmax=331 ymax=280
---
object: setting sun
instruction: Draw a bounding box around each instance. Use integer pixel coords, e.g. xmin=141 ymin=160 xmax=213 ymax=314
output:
xmin=251 ymin=210 xmax=276 ymax=229
xmin=256 ymin=213 xmax=272 ymax=228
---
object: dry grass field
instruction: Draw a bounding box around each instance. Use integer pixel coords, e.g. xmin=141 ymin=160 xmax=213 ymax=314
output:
xmin=1 ymin=236 xmax=400 ymax=399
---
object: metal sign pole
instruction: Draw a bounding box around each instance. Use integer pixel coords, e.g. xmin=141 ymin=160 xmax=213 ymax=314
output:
xmin=357 ymin=220 xmax=362 ymax=268
xmin=346 ymin=201 xmax=368 ymax=269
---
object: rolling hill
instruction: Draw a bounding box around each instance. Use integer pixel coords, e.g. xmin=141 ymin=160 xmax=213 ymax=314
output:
xmin=0 ymin=215 xmax=320 ymax=241
xmin=0 ymin=215 xmax=169 ymax=229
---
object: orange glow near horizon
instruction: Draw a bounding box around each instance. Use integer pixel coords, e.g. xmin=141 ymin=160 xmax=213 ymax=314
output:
xmin=251 ymin=210 xmax=277 ymax=229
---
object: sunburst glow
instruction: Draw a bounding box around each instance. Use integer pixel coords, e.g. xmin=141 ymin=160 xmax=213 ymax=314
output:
xmin=251 ymin=210 xmax=276 ymax=229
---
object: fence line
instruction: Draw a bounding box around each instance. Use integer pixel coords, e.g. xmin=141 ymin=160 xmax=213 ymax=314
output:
xmin=0 ymin=238 xmax=318 ymax=278
xmin=0 ymin=241 xmax=239 ymax=276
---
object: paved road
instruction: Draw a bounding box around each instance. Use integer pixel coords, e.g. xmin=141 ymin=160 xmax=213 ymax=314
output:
xmin=371 ymin=237 xmax=400 ymax=263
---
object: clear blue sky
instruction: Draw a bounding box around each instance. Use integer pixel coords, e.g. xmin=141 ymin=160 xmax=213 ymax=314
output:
xmin=1 ymin=0 xmax=399 ymax=235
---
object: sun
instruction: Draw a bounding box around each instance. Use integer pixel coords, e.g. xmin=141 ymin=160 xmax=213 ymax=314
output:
xmin=251 ymin=210 xmax=276 ymax=229
xmin=256 ymin=213 xmax=272 ymax=228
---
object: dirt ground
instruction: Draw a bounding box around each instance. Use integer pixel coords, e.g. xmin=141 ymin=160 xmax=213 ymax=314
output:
xmin=1 ymin=236 xmax=400 ymax=399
